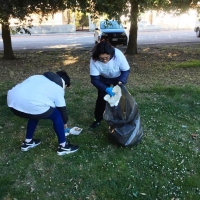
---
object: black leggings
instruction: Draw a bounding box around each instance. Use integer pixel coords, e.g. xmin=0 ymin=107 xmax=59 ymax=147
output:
xmin=10 ymin=107 xmax=54 ymax=119
xmin=94 ymin=89 xmax=107 ymax=122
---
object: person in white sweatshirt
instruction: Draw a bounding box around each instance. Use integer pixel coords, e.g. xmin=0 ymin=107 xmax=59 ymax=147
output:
xmin=7 ymin=70 xmax=78 ymax=155
xmin=90 ymin=41 xmax=130 ymax=128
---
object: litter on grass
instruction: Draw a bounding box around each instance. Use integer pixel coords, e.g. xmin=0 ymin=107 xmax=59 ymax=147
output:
xmin=69 ymin=127 xmax=83 ymax=135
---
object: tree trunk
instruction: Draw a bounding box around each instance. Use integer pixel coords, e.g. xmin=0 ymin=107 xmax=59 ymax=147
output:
xmin=125 ymin=1 xmax=138 ymax=55
xmin=2 ymin=20 xmax=15 ymax=59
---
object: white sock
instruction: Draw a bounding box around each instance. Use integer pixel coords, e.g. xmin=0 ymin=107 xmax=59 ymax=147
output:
xmin=25 ymin=139 xmax=32 ymax=143
xmin=60 ymin=142 xmax=66 ymax=147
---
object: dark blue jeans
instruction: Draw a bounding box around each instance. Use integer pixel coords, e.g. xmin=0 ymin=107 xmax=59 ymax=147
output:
xmin=10 ymin=107 xmax=66 ymax=144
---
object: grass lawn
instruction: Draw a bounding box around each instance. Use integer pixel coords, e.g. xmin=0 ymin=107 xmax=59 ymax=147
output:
xmin=0 ymin=43 xmax=200 ymax=200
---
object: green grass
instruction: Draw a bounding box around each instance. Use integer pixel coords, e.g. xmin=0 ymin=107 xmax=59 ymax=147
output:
xmin=176 ymin=59 xmax=200 ymax=68
xmin=0 ymin=43 xmax=200 ymax=200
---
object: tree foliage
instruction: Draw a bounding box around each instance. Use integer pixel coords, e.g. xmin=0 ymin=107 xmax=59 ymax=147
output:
xmin=0 ymin=0 xmax=68 ymax=59
xmin=0 ymin=0 xmax=70 ymax=31
xmin=79 ymin=14 xmax=89 ymax=30
xmin=1 ymin=0 xmax=200 ymax=59
xmin=87 ymin=0 xmax=200 ymax=55
xmin=75 ymin=11 xmax=89 ymax=30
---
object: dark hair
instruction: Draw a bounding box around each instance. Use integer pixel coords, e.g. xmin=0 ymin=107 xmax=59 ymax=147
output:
xmin=56 ymin=70 xmax=70 ymax=87
xmin=92 ymin=41 xmax=115 ymax=61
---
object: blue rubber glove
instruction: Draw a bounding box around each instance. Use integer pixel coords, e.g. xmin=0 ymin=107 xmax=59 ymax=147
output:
xmin=105 ymin=87 xmax=115 ymax=97
xmin=64 ymin=127 xmax=71 ymax=136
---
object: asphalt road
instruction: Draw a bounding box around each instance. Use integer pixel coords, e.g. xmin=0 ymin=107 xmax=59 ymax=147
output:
xmin=0 ymin=29 xmax=199 ymax=50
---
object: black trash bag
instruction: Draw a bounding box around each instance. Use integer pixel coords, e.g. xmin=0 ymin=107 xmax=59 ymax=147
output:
xmin=103 ymin=84 xmax=144 ymax=147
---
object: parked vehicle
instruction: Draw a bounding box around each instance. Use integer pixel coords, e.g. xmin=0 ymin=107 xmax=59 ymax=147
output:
xmin=94 ymin=20 xmax=128 ymax=45
xmin=194 ymin=19 xmax=200 ymax=37
xmin=194 ymin=26 xmax=200 ymax=37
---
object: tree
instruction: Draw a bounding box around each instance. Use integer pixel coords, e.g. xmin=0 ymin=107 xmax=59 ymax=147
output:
xmin=1 ymin=0 xmax=199 ymax=59
xmin=79 ymin=14 xmax=89 ymax=30
xmin=0 ymin=0 xmax=67 ymax=59
xmin=75 ymin=11 xmax=89 ymax=30
xmin=88 ymin=0 xmax=200 ymax=55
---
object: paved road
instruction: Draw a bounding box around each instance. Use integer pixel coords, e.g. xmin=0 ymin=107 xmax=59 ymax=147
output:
xmin=0 ymin=29 xmax=199 ymax=50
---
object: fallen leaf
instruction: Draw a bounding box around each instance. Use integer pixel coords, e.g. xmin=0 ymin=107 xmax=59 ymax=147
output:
xmin=191 ymin=134 xmax=198 ymax=139
xmin=126 ymin=184 xmax=132 ymax=189
xmin=178 ymin=159 xmax=184 ymax=165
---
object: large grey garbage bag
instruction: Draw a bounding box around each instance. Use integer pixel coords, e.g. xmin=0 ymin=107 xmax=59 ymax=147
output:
xmin=103 ymin=84 xmax=144 ymax=146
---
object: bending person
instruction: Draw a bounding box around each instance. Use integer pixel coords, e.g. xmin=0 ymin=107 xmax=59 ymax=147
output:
xmin=90 ymin=41 xmax=130 ymax=128
xmin=7 ymin=70 xmax=78 ymax=156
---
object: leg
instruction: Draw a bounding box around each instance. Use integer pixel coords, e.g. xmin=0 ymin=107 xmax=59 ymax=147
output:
xmin=90 ymin=89 xmax=107 ymax=128
xmin=94 ymin=89 xmax=107 ymax=122
xmin=21 ymin=119 xmax=41 ymax=151
xmin=10 ymin=107 xmax=78 ymax=154
xmin=46 ymin=108 xmax=79 ymax=156
xmin=46 ymin=108 xmax=66 ymax=144
xmin=26 ymin=119 xmax=39 ymax=139
xmin=10 ymin=107 xmax=52 ymax=140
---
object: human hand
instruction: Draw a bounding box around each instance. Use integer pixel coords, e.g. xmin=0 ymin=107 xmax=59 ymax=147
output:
xmin=105 ymin=87 xmax=115 ymax=97
xmin=64 ymin=127 xmax=71 ymax=136
xmin=118 ymin=81 xmax=122 ymax=85
xmin=64 ymin=127 xmax=71 ymax=133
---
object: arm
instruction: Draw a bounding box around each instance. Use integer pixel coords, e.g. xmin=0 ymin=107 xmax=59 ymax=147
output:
xmin=116 ymin=49 xmax=130 ymax=84
xmin=90 ymin=75 xmax=107 ymax=91
xmin=90 ymin=59 xmax=109 ymax=91
xmin=91 ymin=76 xmax=115 ymax=96
xmin=56 ymin=106 xmax=68 ymax=125
xmin=118 ymin=70 xmax=130 ymax=84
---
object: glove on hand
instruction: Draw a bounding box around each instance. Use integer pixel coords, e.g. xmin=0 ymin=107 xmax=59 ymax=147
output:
xmin=64 ymin=127 xmax=71 ymax=133
xmin=64 ymin=127 xmax=71 ymax=136
xmin=105 ymin=87 xmax=115 ymax=97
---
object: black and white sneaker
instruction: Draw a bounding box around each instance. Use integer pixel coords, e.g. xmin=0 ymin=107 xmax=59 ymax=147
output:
xmin=89 ymin=119 xmax=101 ymax=129
xmin=57 ymin=143 xmax=79 ymax=156
xmin=21 ymin=139 xmax=41 ymax=151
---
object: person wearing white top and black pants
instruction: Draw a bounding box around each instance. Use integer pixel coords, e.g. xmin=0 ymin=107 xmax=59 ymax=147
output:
xmin=90 ymin=41 xmax=130 ymax=128
xmin=7 ymin=70 xmax=78 ymax=155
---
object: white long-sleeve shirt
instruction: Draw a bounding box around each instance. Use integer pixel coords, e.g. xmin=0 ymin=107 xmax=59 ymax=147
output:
xmin=7 ymin=75 xmax=66 ymax=115
xmin=90 ymin=48 xmax=130 ymax=78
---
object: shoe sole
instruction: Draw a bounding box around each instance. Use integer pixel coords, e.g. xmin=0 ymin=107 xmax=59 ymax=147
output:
xmin=21 ymin=142 xmax=41 ymax=152
xmin=57 ymin=148 xmax=78 ymax=156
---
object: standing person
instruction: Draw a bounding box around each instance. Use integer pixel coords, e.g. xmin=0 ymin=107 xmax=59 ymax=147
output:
xmin=90 ymin=41 xmax=130 ymax=128
xmin=7 ymin=70 xmax=79 ymax=156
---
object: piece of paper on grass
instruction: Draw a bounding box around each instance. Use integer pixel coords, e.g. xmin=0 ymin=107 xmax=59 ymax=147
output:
xmin=69 ymin=127 xmax=83 ymax=135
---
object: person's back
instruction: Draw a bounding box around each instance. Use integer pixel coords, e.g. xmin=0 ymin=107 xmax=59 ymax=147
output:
xmin=7 ymin=75 xmax=65 ymax=115
xmin=7 ymin=70 xmax=79 ymax=156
